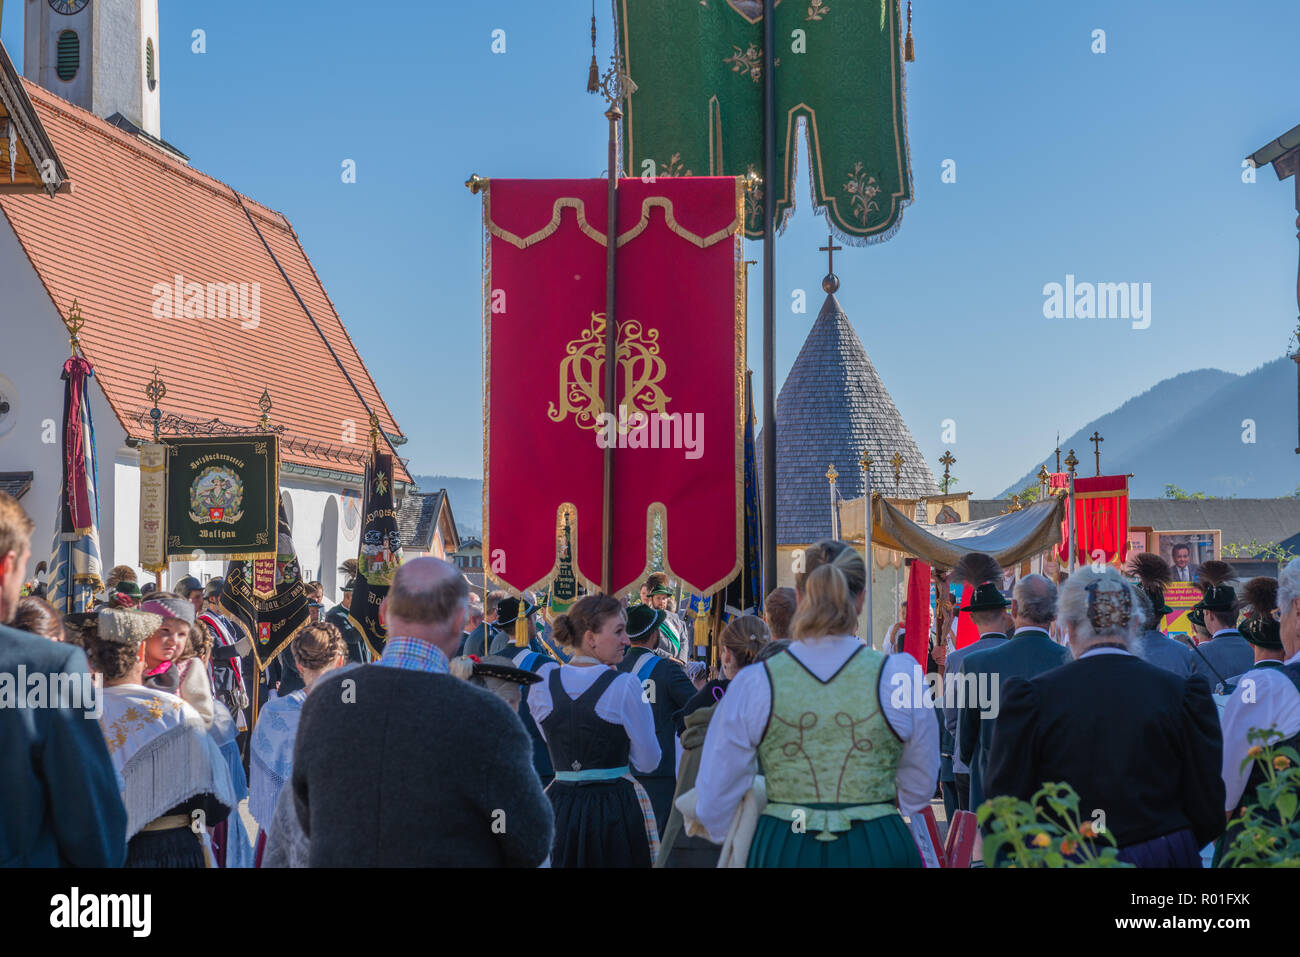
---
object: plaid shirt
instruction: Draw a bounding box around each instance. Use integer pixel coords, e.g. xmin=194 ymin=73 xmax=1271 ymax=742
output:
xmin=374 ymin=636 xmax=449 ymax=675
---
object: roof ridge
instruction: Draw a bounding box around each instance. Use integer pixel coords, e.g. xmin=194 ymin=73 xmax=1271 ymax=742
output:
xmin=277 ymin=220 xmax=404 ymax=439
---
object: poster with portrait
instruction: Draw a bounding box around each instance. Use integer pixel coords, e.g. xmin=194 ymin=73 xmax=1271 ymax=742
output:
xmin=1151 ymin=530 xmax=1221 ymax=585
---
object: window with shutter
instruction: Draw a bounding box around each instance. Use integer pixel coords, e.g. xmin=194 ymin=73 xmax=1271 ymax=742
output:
xmin=56 ymin=31 xmax=80 ymax=82
xmin=146 ymin=39 xmax=157 ymax=92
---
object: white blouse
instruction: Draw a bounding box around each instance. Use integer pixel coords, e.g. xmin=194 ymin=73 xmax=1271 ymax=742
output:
xmin=1220 ymin=649 xmax=1300 ymax=810
xmin=528 ymin=662 xmax=661 ymax=774
xmin=694 ymin=636 xmax=940 ymax=843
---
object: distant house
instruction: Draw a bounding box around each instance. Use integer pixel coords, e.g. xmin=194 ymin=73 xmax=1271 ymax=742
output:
xmin=452 ymin=537 xmax=485 ymax=592
xmin=397 ymin=490 xmax=459 ymax=561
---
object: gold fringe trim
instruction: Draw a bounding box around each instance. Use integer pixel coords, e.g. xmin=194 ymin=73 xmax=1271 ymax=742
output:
xmin=484 ymin=189 xmax=745 ymax=250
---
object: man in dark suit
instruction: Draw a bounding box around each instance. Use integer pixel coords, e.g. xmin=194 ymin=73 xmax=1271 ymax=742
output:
xmin=0 ymin=492 xmax=126 ymax=866
xmin=957 ymin=574 xmax=1070 ymax=812
xmin=985 ymin=566 xmax=1224 ymax=866
xmin=293 ymin=558 xmax=553 ymax=866
xmin=1192 ymin=581 xmax=1254 ymax=691
xmin=1169 ymin=543 xmax=1199 ymax=583
xmin=942 ymin=582 xmax=1010 ymax=811
xmin=617 ymin=603 xmax=696 ymax=832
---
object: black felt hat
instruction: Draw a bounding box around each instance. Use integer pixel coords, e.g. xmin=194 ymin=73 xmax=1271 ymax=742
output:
xmin=1201 ymin=583 xmax=1237 ymax=614
xmin=468 ymin=656 xmax=543 ymax=685
xmin=626 ymin=603 xmax=665 ymax=641
xmin=496 ymin=596 xmax=538 ymax=627
xmin=1188 ymin=602 xmax=1205 ymax=628
xmin=959 ymin=582 xmax=1010 ymax=612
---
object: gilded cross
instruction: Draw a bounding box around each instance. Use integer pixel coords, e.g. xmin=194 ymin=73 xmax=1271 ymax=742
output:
xmin=1064 ymin=449 xmax=1079 ymax=477
xmin=1089 ymin=430 xmax=1104 ymax=476
xmin=826 ymin=463 xmax=838 ymax=486
xmin=890 ymin=452 xmax=904 ymax=492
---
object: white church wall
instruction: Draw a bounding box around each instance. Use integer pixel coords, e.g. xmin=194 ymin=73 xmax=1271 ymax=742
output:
xmin=0 ymin=215 xmax=128 ymax=583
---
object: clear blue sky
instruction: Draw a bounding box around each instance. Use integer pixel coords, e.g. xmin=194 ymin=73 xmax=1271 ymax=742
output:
xmin=5 ymin=0 xmax=1298 ymax=497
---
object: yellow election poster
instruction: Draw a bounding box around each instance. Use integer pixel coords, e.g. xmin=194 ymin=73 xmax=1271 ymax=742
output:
xmin=1162 ymin=582 xmax=1203 ymax=639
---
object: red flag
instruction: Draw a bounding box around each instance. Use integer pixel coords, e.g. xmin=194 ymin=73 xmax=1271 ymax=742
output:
xmin=903 ymin=560 xmax=931 ymax=668
xmin=483 ymin=177 xmax=745 ymax=595
xmin=953 ymin=583 xmax=981 ymax=650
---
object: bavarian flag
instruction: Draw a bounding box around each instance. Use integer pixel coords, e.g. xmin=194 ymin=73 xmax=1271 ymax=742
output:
xmin=350 ymin=451 xmax=401 ymax=658
xmin=616 ymin=0 xmax=912 ymax=243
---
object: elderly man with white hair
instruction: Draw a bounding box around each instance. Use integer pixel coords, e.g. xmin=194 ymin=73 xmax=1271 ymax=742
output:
xmin=984 ymin=565 xmax=1224 ymax=867
xmin=1218 ymin=557 xmax=1300 ymax=846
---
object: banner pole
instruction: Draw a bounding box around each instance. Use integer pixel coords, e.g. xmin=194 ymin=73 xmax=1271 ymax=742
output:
xmin=760 ymin=0 xmax=778 ymax=597
xmin=1066 ymin=450 xmax=1078 ymax=575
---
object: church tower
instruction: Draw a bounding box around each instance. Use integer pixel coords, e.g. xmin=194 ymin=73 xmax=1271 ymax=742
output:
xmin=24 ymin=0 xmax=161 ymax=139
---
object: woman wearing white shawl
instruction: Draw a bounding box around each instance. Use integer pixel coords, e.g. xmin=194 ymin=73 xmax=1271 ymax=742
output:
xmin=86 ymin=608 xmax=237 ymax=867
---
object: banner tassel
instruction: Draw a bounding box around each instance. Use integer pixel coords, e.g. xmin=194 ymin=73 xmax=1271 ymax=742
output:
xmin=904 ymin=1 xmax=915 ymax=62
xmin=694 ymin=602 xmax=710 ymax=648
xmin=587 ymin=3 xmax=600 ymax=92
xmin=515 ymin=605 xmax=529 ymax=647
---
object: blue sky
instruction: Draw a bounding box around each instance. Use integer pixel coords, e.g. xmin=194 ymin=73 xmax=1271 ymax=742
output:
xmin=5 ymin=0 xmax=1298 ymax=497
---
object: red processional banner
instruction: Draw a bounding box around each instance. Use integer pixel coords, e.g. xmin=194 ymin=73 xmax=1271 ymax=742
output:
xmin=482 ymin=177 xmax=745 ymax=596
xmin=1057 ymin=475 xmax=1129 ymax=565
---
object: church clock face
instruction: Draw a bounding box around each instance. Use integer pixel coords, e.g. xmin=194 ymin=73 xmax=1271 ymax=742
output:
xmin=49 ymin=0 xmax=90 ymax=14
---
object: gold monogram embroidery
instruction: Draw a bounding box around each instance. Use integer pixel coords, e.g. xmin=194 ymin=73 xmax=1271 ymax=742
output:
xmin=548 ymin=313 xmax=671 ymax=433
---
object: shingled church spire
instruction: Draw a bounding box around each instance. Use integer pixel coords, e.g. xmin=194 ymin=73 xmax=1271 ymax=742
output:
xmin=760 ymin=277 xmax=938 ymax=546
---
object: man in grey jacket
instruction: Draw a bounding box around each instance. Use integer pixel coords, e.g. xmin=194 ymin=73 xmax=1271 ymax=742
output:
xmin=293 ymin=558 xmax=553 ymax=866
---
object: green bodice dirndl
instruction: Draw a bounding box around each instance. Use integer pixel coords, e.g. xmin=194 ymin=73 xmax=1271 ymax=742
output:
xmin=748 ymin=645 xmax=921 ymax=868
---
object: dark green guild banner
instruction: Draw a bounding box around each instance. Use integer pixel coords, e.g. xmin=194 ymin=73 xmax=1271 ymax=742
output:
xmin=617 ymin=0 xmax=912 ymax=244
xmin=164 ymin=436 xmax=278 ymax=557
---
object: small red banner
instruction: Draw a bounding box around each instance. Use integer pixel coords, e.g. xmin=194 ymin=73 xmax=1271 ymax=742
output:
xmin=1058 ymin=475 xmax=1129 ymax=565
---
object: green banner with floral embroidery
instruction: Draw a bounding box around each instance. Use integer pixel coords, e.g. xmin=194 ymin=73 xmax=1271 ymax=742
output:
xmin=617 ymin=0 xmax=912 ymax=244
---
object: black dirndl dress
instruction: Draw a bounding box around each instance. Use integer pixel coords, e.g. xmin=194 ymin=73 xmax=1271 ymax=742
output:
xmin=541 ymin=667 xmax=651 ymax=868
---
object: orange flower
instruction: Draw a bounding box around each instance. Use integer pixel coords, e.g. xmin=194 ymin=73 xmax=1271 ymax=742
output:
xmin=1060 ymin=838 xmax=1078 ymax=855
xmin=1031 ymin=832 xmax=1050 ymax=848
xmin=1274 ymin=755 xmax=1292 ymax=770
xmin=1079 ymin=821 xmax=1096 ymax=839
xmin=1247 ymin=746 xmax=1265 ymax=759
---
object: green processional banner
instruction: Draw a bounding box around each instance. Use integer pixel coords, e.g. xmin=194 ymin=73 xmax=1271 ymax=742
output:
xmin=617 ymin=0 xmax=912 ymax=243
xmin=164 ymin=436 xmax=278 ymax=557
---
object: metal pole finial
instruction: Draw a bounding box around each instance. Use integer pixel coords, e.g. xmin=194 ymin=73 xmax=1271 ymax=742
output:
xmin=144 ymin=367 xmax=167 ymax=442
xmin=64 ymin=299 xmax=85 ymax=355
xmin=257 ymin=388 xmax=273 ymax=430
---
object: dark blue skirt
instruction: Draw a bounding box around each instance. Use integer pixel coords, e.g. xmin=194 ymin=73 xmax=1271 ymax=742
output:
xmin=548 ymin=778 xmax=652 ymax=868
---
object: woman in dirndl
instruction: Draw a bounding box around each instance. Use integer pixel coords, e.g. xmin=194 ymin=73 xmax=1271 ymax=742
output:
xmin=528 ymin=595 xmax=661 ymax=866
xmin=694 ymin=540 xmax=939 ymax=866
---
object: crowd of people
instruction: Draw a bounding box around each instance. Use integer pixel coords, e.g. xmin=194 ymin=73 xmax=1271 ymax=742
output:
xmin=3 ymin=484 xmax=1300 ymax=868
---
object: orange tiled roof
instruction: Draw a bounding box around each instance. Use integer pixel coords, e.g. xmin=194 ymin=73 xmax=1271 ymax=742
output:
xmin=0 ymin=80 xmax=406 ymax=482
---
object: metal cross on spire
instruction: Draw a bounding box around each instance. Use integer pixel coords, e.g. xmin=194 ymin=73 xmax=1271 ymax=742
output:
xmin=820 ymin=233 xmax=843 ymax=294
xmin=1090 ymin=430 xmax=1104 ymax=476
xmin=939 ymin=451 xmax=955 ymax=493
